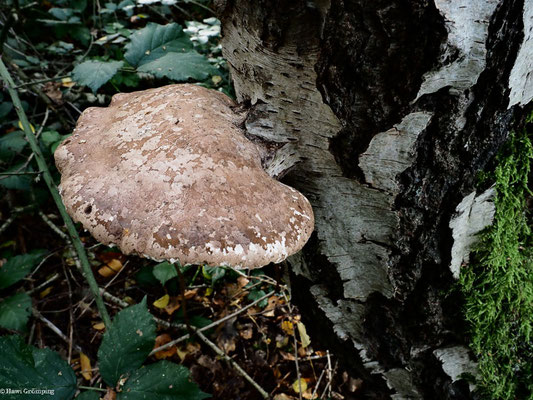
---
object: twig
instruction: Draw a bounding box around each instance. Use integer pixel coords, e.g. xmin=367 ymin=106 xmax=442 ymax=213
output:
xmin=14 ymin=75 xmax=70 ymax=88
xmin=149 ymin=290 xmax=275 ymax=355
xmin=32 ymin=309 xmax=82 ymax=353
xmin=195 ymin=329 xmax=269 ymax=399
xmin=0 ymin=215 xmax=15 ymax=235
xmin=39 ymin=211 xmax=69 ymax=241
xmin=100 ymin=289 xmax=186 ymax=330
xmin=27 ymin=272 xmax=59 ymax=295
xmin=78 ymin=386 xmax=107 ymax=393
xmin=320 ymin=355 xmax=335 ymax=400
xmin=293 ymin=325 xmax=303 ymax=400
xmin=0 ymin=58 xmax=111 ymax=328
xmin=311 ymin=368 xmax=326 ymax=400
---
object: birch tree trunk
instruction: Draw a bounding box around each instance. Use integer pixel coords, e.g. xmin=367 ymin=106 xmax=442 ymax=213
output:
xmin=216 ymin=0 xmax=533 ymax=397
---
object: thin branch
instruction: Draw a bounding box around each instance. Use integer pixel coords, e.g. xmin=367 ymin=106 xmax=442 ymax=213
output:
xmin=195 ymin=329 xmax=269 ymax=399
xmin=27 ymin=272 xmax=59 ymax=295
xmin=0 ymin=57 xmax=111 ymax=328
xmin=149 ymin=290 xmax=275 ymax=356
xmin=32 ymin=309 xmax=82 ymax=353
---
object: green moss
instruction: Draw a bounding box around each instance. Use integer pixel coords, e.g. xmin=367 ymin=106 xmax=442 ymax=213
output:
xmin=460 ymin=116 xmax=533 ymax=399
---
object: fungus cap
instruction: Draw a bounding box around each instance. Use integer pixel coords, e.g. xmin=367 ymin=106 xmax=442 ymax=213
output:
xmin=55 ymin=84 xmax=314 ymax=268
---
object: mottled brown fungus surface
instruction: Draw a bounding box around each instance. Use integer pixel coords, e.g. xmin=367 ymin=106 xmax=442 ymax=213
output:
xmin=55 ymin=84 xmax=314 ymax=268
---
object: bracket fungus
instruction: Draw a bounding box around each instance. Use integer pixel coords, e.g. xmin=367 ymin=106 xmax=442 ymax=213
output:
xmin=54 ymin=84 xmax=314 ymax=268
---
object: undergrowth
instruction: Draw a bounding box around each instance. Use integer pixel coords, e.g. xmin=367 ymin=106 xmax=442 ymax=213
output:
xmin=460 ymin=114 xmax=533 ymax=399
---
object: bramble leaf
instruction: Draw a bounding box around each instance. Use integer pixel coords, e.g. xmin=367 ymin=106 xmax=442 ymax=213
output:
xmin=0 ymin=335 xmax=77 ymax=400
xmin=118 ymin=361 xmax=209 ymax=400
xmin=72 ymin=60 xmax=124 ymax=93
xmin=137 ymin=52 xmax=217 ymax=82
xmin=97 ymin=298 xmax=156 ymax=386
xmin=0 ymin=293 xmax=31 ymax=331
xmin=124 ymin=23 xmax=192 ymax=68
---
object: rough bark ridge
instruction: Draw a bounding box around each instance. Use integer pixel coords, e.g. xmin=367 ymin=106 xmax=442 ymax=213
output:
xmin=216 ymin=0 xmax=531 ymax=397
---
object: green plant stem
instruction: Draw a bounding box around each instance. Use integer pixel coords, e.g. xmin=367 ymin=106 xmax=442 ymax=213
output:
xmin=0 ymin=57 xmax=112 ymax=328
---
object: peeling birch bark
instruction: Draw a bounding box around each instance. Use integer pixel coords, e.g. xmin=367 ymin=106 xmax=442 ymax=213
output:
xmin=216 ymin=0 xmax=532 ymax=397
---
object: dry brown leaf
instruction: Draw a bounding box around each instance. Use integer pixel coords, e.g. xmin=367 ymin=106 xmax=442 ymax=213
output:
xmin=153 ymin=334 xmax=176 ymax=359
xmin=274 ymin=394 xmax=295 ymax=400
xmin=79 ymin=352 xmax=92 ymax=381
xmin=239 ymin=325 xmax=253 ymax=340
xmin=103 ymin=388 xmax=117 ymax=400
xmin=43 ymin=81 xmax=63 ymax=105
xmin=237 ymin=276 xmax=250 ymax=288
xmin=164 ymin=296 xmax=181 ymax=315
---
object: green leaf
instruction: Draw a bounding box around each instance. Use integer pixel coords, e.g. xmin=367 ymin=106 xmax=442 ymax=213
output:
xmin=72 ymin=60 xmax=124 ymax=93
xmin=247 ymin=289 xmax=268 ymax=308
xmin=0 ymin=250 xmax=47 ymax=290
xmin=0 ymin=101 xmax=13 ymax=118
xmin=0 ymin=292 xmax=31 ymax=331
xmin=0 ymin=335 xmax=77 ymax=400
xmin=202 ymin=265 xmax=226 ymax=285
xmin=124 ymin=23 xmax=193 ymax=68
xmin=76 ymin=391 xmax=101 ymax=400
xmin=0 ymin=163 xmax=34 ymax=191
xmin=135 ymin=266 xmax=159 ymax=287
xmin=153 ymin=262 xmax=178 ymax=285
xmin=0 ymin=130 xmax=28 ymax=159
xmin=97 ymin=298 xmax=156 ymax=386
xmin=118 ymin=361 xmax=209 ymax=400
xmin=137 ymin=52 xmax=218 ymax=82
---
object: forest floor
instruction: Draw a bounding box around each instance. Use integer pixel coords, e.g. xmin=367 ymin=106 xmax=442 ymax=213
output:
xmin=0 ymin=1 xmax=365 ymax=399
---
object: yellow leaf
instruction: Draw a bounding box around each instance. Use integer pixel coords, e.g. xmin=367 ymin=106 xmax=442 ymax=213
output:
xmin=80 ymin=352 xmax=92 ymax=381
xmin=292 ymin=378 xmax=307 ymax=394
xmin=39 ymin=286 xmax=52 ymax=299
xmin=61 ymin=77 xmax=75 ymax=88
xmin=176 ymin=346 xmax=188 ymax=361
xmin=18 ymin=121 xmax=35 ymax=133
xmin=205 ymin=287 xmax=213 ymax=296
xmin=96 ymin=36 xmax=108 ymax=42
xmin=98 ymin=259 xmax=123 ymax=278
xmin=211 ymin=75 xmax=222 ymax=84
xmin=92 ymin=322 xmax=105 ymax=331
xmin=153 ymin=294 xmax=170 ymax=308
xmin=296 ymin=322 xmax=311 ymax=348
xmin=281 ymin=320 xmax=294 ymax=335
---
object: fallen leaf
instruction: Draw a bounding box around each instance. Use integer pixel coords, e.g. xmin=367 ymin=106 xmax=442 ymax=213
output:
xmin=292 ymin=378 xmax=307 ymax=394
xmin=97 ymin=258 xmax=123 ymax=278
xmin=61 ymin=77 xmax=76 ymax=88
xmin=43 ymin=81 xmax=63 ymax=104
xmin=153 ymin=334 xmax=176 ymax=359
xmin=153 ymin=294 xmax=170 ymax=308
xmin=237 ymin=276 xmax=250 ymax=288
xmin=92 ymin=322 xmax=105 ymax=331
xmin=281 ymin=320 xmax=294 ymax=335
xmin=79 ymin=352 xmax=92 ymax=381
xmin=39 ymin=286 xmax=52 ymax=298
xmin=239 ymin=326 xmax=253 ymax=340
xmin=103 ymin=388 xmax=117 ymax=400
xmin=296 ymin=321 xmax=311 ymax=348
xmin=164 ymin=296 xmax=181 ymax=315
xmin=274 ymin=394 xmax=295 ymax=400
